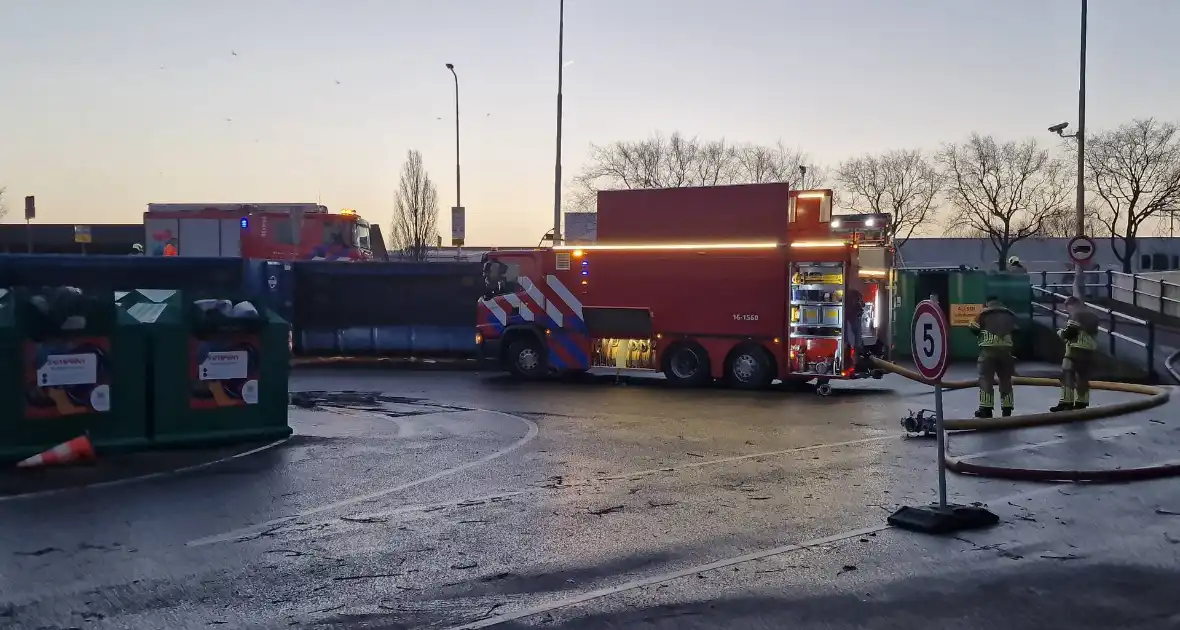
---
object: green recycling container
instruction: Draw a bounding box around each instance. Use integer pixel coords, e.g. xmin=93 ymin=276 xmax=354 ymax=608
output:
xmin=0 ymin=287 xmax=150 ymax=463
xmin=893 ymin=268 xmax=1033 ymax=362
xmin=122 ymin=290 xmax=291 ymax=448
xmin=0 ymin=288 xmax=21 ymax=461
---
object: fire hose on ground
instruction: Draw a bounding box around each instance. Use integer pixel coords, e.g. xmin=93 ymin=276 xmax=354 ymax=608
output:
xmin=870 ymin=356 xmax=1179 ymax=483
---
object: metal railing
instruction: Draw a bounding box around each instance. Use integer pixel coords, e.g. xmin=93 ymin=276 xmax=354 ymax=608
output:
xmin=1036 ymin=269 xmax=1180 ymax=317
xmin=1030 ymin=285 xmax=1157 ymax=380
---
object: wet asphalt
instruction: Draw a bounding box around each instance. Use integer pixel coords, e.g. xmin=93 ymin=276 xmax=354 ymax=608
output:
xmin=2 ymin=364 xmax=1179 ymax=629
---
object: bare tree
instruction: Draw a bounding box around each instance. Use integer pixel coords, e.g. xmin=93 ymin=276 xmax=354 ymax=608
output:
xmin=1086 ymin=118 xmax=1180 ymax=273
xmin=835 ymin=149 xmax=941 ymax=246
xmin=1156 ymin=208 xmax=1180 ymax=237
xmin=0 ymin=187 xmax=6 ymax=221
xmin=734 ymin=141 xmax=827 ymax=189
xmin=390 ymin=150 xmax=440 ymax=261
xmin=568 ymin=132 xmax=825 ymax=211
xmin=938 ymin=134 xmax=1071 ymax=269
xmin=1036 ymin=201 xmax=1104 ymax=238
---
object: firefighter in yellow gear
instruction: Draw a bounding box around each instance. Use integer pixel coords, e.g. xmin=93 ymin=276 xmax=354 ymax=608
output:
xmin=968 ymin=297 xmax=1018 ymax=418
xmin=1051 ymin=296 xmax=1100 ymax=412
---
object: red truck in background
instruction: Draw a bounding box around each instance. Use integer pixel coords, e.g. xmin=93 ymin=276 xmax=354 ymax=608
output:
xmin=143 ymin=203 xmax=380 ymax=260
xmin=476 ymin=184 xmax=895 ymax=395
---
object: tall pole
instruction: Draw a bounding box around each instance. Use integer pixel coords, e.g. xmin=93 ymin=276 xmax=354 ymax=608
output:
xmin=1073 ymin=0 xmax=1087 ymax=297
xmin=552 ymin=0 xmax=565 ymax=244
xmin=446 ymin=64 xmax=461 ymax=209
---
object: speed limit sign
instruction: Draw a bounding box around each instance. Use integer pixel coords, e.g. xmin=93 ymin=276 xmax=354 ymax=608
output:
xmin=912 ymin=299 xmax=949 ymax=381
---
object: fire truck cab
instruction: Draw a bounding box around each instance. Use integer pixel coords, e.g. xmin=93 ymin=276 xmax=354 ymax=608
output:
xmin=476 ymin=186 xmax=894 ymax=394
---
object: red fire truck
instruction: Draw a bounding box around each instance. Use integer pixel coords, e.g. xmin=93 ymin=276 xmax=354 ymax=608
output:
xmin=143 ymin=203 xmax=376 ymax=260
xmin=475 ymin=184 xmax=894 ymax=394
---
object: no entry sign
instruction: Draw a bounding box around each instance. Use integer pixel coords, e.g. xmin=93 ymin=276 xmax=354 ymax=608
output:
xmin=912 ymin=299 xmax=949 ymax=381
xmin=1068 ymin=235 xmax=1096 ymax=265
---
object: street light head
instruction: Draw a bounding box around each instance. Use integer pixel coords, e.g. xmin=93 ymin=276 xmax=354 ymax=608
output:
xmin=1048 ymin=122 xmax=1069 ymax=135
xmin=445 ymin=63 xmax=454 ymax=70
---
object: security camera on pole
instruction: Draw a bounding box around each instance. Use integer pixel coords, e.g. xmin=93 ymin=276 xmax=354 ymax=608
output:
xmin=1048 ymin=0 xmax=1089 ymax=298
xmin=888 ymin=296 xmax=999 ymax=534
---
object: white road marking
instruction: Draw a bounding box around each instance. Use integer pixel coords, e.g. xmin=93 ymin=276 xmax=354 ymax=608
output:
xmin=186 ymin=411 xmax=539 ymax=547
xmin=248 ymin=435 xmax=904 ymax=537
xmin=0 ymin=437 xmax=292 ymax=504
xmin=233 ymin=423 xmax=1153 ymax=539
xmin=188 ymin=412 xmax=1156 ymax=545
xmin=439 ymin=481 xmax=1084 ymax=630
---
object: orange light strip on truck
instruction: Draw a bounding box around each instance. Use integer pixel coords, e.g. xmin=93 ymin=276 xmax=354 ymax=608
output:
xmin=859 ymin=269 xmax=888 ymax=277
xmin=790 ymin=240 xmax=848 ymax=248
xmin=553 ymin=242 xmax=780 ymax=251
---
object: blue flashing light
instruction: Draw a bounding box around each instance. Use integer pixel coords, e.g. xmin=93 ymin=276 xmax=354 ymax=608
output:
xmin=240 ymin=217 xmax=249 ymax=229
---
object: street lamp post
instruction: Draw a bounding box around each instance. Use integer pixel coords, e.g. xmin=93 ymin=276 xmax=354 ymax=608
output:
xmin=552 ymin=0 xmax=565 ymax=245
xmin=1073 ymin=0 xmax=1087 ymax=297
xmin=1049 ymin=0 xmax=1087 ymax=296
xmin=445 ymin=63 xmax=461 ymax=209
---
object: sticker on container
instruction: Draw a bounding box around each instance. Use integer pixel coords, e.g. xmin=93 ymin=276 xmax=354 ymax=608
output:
xmin=37 ymin=353 xmax=98 ymax=387
xmin=90 ymin=384 xmax=111 ymax=413
xmin=199 ymin=351 xmax=249 ymax=381
xmin=241 ymin=379 xmax=259 ymax=405
xmin=127 ymin=302 xmax=168 ymax=324
xmin=950 ymin=304 xmax=984 ymax=327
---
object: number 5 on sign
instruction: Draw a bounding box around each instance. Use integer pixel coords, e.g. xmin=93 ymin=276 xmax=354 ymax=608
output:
xmin=911 ymin=298 xmax=949 ymax=381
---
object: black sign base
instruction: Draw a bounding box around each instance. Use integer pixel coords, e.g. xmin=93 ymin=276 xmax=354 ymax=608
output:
xmin=888 ymin=503 xmax=999 ymax=534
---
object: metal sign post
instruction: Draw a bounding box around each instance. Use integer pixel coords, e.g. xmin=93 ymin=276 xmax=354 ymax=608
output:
xmin=934 ymin=381 xmax=947 ymax=510
xmin=911 ymin=295 xmax=950 ymax=509
xmin=24 ymin=195 xmax=35 ymax=254
xmin=888 ymin=295 xmax=998 ymax=534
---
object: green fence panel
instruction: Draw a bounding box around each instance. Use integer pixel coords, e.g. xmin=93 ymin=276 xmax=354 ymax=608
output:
xmin=122 ymin=290 xmax=291 ymax=448
xmin=0 ymin=287 xmax=149 ymax=463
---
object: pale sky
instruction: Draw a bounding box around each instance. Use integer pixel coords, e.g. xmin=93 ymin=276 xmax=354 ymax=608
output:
xmin=1 ymin=0 xmax=1177 ymax=245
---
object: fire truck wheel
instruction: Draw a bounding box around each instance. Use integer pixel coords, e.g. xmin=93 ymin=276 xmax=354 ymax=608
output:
xmin=662 ymin=342 xmax=711 ymax=388
xmin=726 ymin=345 xmax=773 ymax=390
xmin=505 ymin=337 xmax=547 ymax=379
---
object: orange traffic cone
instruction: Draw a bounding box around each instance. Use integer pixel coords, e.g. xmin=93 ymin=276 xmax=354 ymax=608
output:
xmin=17 ymin=435 xmax=96 ymax=468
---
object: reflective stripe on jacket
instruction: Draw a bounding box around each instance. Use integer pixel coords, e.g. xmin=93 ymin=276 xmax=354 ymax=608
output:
xmin=970 ymin=322 xmax=1013 ymax=347
xmin=1060 ymin=318 xmax=1098 ymax=353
